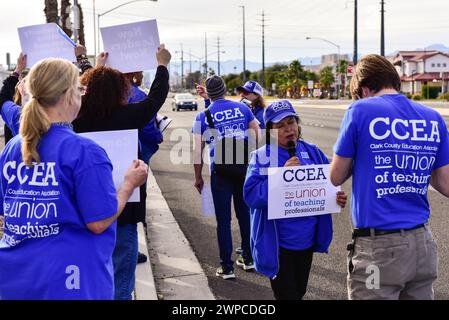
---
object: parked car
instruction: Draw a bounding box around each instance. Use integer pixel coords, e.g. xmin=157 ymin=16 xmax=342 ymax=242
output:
xmin=172 ymin=93 xmax=198 ymax=111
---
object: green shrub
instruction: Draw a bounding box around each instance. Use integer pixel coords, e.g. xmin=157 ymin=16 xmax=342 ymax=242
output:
xmin=412 ymin=94 xmax=422 ymax=101
xmin=421 ymin=85 xmax=440 ymax=99
xmin=438 ymin=92 xmax=449 ymax=101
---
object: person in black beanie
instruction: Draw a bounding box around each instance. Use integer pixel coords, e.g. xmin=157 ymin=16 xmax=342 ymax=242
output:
xmin=192 ymin=76 xmax=261 ymax=279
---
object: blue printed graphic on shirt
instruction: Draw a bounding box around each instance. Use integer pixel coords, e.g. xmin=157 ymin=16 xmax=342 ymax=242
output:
xmin=1 ymin=101 xmax=21 ymax=136
xmin=333 ymin=94 xmax=449 ymax=229
xmin=192 ymin=99 xmax=255 ymax=164
xmin=0 ymin=125 xmax=118 ymax=300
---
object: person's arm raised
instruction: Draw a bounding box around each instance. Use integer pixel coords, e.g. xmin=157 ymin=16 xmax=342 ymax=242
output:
xmin=86 ymin=160 xmax=148 ymax=234
xmin=0 ymin=53 xmax=26 ymax=108
xmin=75 ymin=44 xmax=93 ymax=74
xmin=131 ymin=44 xmax=172 ymax=128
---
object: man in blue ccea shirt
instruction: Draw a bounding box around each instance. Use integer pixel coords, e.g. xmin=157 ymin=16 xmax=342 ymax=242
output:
xmin=192 ymin=76 xmax=260 ymax=279
xmin=330 ymin=54 xmax=449 ymax=300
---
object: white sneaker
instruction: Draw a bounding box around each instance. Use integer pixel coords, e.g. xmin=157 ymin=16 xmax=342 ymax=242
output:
xmin=156 ymin=114 xmax=173 ymax=132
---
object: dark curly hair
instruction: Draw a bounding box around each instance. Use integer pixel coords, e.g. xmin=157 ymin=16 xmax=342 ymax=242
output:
xmin=79 ymin=67 xmax=131 ymax=119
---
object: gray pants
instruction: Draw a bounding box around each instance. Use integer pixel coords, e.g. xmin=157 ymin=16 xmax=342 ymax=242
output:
xmin=347 ymin=226 xmax=438 ymax=300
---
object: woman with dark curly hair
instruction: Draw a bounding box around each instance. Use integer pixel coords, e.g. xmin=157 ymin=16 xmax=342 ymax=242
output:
xmin=72 ymin=44 xmax=171 ymax=300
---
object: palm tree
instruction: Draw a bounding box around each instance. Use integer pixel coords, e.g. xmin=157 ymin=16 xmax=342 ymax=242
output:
xmin=77 ymin=3 xmax=86 ymax=45
xmin=44 ymin=0 xmax=59 ymax=24
xmin=320 ymin=66 xmax=335 ymax=98
xmin=287 ymin=60 xmax=304 ymax=99
xmin=60 ymin=0 xmax=73 ymax=37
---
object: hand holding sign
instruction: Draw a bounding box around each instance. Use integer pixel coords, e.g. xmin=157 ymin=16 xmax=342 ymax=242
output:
xmin=96 ymin=52 xmax=109 ymax=68
xmin=336 ymin=191 xmax=348 ymax=208
xmin=156 ymin=44 xmax=171 ymax=67
xmin=14 ymin=53 xmax=27 ymax=75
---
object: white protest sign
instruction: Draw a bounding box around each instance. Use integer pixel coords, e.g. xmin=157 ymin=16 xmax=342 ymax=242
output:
xmin=201 ymin=184 xmax=216 ymax=217
xmin=268 ymin=164 xmax=341 ymax=220
xmin=18 ymin=23 xmax=76 ymax=68
xmin=100 ymin=20 xmax=160 ymax=73
xmin=79 ymin=129 xmax=140 ymax=202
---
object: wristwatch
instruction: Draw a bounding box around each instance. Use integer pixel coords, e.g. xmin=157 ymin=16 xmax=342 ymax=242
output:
xmin=76 ymin=54 xmax=88 ymax=61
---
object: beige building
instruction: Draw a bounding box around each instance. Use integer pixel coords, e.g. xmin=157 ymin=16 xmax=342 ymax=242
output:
xmin=393 ymin=50 xmax=449 ymax=95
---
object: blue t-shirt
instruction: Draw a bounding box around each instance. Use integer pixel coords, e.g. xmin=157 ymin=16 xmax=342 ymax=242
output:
xmin=192 ymin=99 xmax=255 ymax=165
xmin=0 ymin=125 xmax=118 ymax=300
xmin=1 ymin=101 xmax=20 ymax=136
xmin=334 ymin=94 xmax=449 ymax=230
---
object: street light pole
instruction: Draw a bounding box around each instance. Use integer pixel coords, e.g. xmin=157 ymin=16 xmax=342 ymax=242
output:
xmin=306 ymin=36 xmax=341 ymax=99
xmin=93 ymin=0 xmax=96 ymax=57
xmin=240 ymin=5 xmax=246 ymax=81
xmin=354 ymin=0 xmax=358 ymax=65
xmin=97 ymin=0 xmax=157 ymax=54
xmin=380 ymin=0 xmax=385 ymax=56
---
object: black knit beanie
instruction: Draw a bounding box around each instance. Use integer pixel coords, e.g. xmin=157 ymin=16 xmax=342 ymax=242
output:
xmin=206 ymin=75 xmax=227 ymax=100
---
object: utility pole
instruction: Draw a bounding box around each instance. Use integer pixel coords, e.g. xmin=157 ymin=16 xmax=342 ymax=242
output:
xmin=204 ymin=33 xmax=208 ymax=78
xmin=240 ymin=5 xmax=246 ymax=81
xmin=258 ymin=11 xmax=267 ymax=87
xmin=217 ymin=37 xmax=221 ymax=76
xmin=189 ymin=48 xmax=192 ymax=74
xmin=353 ymin=0 xmax=358 ymax=65
xmin=181 ymin=44 xmax=184 ymax=89
xmin=380 ymin=0 xmax=385 ymax=56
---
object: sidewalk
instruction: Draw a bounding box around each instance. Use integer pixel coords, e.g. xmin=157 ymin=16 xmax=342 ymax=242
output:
xmin=134 ymin=168 xmax=215 ymax=300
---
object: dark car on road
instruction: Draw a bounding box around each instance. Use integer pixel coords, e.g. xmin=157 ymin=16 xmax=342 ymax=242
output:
xmin=172 ymin=93 xmax=198 ymax=111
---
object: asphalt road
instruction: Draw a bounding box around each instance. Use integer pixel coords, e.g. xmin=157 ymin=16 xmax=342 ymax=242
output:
xmin=149 ymin=97 xmax=449 ymax=300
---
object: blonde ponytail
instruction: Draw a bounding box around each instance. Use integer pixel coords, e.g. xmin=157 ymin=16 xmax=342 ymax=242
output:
xmin=19 ymin=58 xmax=79 ymax=167
xmin=19 ymin=98 xmax=51 ymax=166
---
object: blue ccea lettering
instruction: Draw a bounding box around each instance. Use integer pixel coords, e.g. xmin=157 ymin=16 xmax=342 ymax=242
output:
xmin=283 ymin=167 xmax=327 ymax=183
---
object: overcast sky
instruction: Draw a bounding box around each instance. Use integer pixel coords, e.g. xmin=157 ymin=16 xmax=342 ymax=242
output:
xmin=1 ymin=0 xmax=448 ymax=70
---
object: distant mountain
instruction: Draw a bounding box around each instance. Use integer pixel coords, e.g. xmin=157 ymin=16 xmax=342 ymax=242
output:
xmin=423 ymin=43 xmax=449 ymax=52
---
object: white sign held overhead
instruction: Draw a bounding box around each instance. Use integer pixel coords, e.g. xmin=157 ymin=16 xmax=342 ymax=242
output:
xmin=268 ymin=164 xmax=341 ymax=220
xmin=100 ymin=20 xmax=160 ymax=73
xmin=18 ymin=23 xmax=76 ymax=68
xmin=79 ymin=129 xmax=140 ymax=203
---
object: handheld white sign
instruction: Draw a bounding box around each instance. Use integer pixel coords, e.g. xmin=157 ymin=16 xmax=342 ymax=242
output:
xmin=18 ymin=23 xmax=76 ymax=68
xmin=268 ymin=164 xmax=341 ymax=220
xmin=100 ymin=20 xmax=160 ymax=73
xmin=79 ymin=129 xmax=140 ymax=203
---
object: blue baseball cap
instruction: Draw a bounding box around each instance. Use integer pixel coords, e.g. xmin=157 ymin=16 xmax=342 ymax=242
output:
xmin=263 ymin=100 xmax=298 ymax=125
xmin=236 ymin=81 xmax=264 ymax=96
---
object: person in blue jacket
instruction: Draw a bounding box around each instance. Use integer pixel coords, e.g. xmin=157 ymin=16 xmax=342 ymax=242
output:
xmin=244 ymin=100 xmax=347 ymax=300
xmin=236 ymin=80 xmax=267 ymax=129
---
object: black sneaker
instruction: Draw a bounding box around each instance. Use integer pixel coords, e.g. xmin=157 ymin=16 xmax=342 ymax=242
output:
xmin=215 ymin=267 xmax=236 ymax=280
xmin=236 ymin=256 xmax=255 ymax=271
xmin=235 ymin=247 xmax=243 ymax=255
xmin=137 ymin=252 xmax=148 ymax=264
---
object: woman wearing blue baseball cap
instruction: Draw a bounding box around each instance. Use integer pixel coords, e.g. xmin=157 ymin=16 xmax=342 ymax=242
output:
xmin=236 ymin=81 xmax=267 ymax=129
xmin=243 ymin=100 xmax=347 ymax=300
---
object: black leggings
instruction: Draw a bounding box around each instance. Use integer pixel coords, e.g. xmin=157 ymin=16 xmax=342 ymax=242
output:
xmin=270 ymin=246 xmax=314 ymax=300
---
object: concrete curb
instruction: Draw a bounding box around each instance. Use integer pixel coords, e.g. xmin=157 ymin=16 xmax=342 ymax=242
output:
xmin=145 ymin=168 xmax=215 ymax=300
xmin=134 ymin=222 xmax=158 ymax=300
